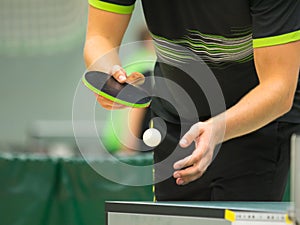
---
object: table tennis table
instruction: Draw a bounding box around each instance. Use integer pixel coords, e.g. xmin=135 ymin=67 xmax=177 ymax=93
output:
xmin=105 ymin=132 xmax=300 ymax=225
xmin=106 ymin=201 xmax=293 ymax=225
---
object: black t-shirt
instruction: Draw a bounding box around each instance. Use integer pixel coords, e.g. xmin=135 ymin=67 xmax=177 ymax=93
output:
xmin=89 ymin=0 xmax=300 ymax=123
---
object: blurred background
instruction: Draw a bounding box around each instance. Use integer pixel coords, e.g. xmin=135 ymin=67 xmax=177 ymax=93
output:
xmin=0 ymin=0 xmax=148 ymax=154
xmin=0 ymin=1 xmax=155 ymax=225
xmin=0 ymin=1 xmax=291 ymax=225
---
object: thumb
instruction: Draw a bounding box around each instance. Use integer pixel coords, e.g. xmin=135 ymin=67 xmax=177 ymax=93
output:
xmin=180 ymin=123 xmax=202 ymax=148
xmin=111 ymin=65 xmax=127 ymax=83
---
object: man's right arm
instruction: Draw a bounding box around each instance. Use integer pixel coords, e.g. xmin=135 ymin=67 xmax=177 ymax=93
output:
xmin=84 ymin=5 xmax=133 ymax=109
xmin=84 ymin=4 xmax=131 ymax=77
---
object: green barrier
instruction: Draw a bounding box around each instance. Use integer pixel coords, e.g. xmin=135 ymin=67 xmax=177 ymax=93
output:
xmin=0 ymin=154 xmax=58 ymax=225
xmin=0 ymin=152 xmax=291 ymax=225
xmin=0 ymin=153 xmax=153 ymax=225
xmin=282 ymin=171 xmax=291 ymax=202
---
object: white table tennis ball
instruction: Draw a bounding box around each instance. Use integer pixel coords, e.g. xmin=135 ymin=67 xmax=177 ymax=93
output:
xmin=143 ymin=128 xmax=162 ymax=147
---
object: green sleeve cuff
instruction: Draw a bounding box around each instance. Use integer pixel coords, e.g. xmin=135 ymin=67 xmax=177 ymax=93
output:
xmin=89 ymin=0 xmax=135 ymax=14
xmin=253 ymin=30 xmax=300 ymax=48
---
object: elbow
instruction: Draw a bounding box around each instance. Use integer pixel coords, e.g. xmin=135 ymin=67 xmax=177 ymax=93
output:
xmin=83 ymin=44 xmax=89 ymax=67
xmin=283 ymin=97 xmax=294 ymax=114
xmin=83 ymin=39 xmax=91 ymax=66
xmin=83 ymin=38 xmax=95 ymax=68
xmin=278 ymin=90 xmax=295 ymax=116
xmin=267 ymin=79 xmax=297 ymax=117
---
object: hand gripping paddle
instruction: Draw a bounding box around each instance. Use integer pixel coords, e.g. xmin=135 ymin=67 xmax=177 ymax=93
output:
xmin=82 ymin=71 xmax=152 ymax=108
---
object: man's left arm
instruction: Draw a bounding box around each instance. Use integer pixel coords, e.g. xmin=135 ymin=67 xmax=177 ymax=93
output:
xmin=173 ymin=40 xmax=300 ymax=186
xmin=173 ymin=0 xmax=300 ymax=186
xmin=223 ymin=40 xmax=300 ymax=141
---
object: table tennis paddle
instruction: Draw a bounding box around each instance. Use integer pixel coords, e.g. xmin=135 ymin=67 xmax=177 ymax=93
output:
xmin=82 ymin=71 xmax=152 ymax=108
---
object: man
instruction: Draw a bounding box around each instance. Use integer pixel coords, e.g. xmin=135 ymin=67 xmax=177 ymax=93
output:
xmin=84 ymin=0 xmax=300 ymax=201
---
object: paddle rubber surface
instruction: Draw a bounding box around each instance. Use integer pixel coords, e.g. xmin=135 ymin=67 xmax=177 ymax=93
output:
xmin=82 ymin=71 xmax=152 ymax=108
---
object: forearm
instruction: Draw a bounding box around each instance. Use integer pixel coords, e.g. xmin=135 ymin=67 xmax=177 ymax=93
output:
xmin=215 ymin=80 xmax=295 ymax=143
xmin=84 ymin=35 xmax=122 ymax=72
xmin=214 ymin=41 xmax=300 ymax=143
xmin=83 ymin=5 xmax=131 ymax=71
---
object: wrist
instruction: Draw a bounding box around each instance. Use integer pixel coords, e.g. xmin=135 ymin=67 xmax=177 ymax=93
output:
xmin=206 ymin=114 xmax=226 ymax=145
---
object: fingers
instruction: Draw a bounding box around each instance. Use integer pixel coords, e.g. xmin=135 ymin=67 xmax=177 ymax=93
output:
xmin=173 ymin=145 xmax=204 ymax=170
xmin=95 ymin=65 xmax=145 ymax=109
xmin=173 ymin=155 xmax=193 ymax=170
xmin=173 ymin=152 xmax=210 ymax=185
xmin=111 ymin=65 xmax=127 ymax=83
xmin=179 ymin=123 xmax=203 ymax=148
xmin=111 ymin=65 xmax=145 ymax=85
xmin=127 ymin=72 xmax=145 ymax=86
xmin=173 ymin=163 xmax=207 ymax=185
xmin=173 ymin=121 xmax=215 ymax=185
xmin=95 ymin=94 xmax=126 ymax=110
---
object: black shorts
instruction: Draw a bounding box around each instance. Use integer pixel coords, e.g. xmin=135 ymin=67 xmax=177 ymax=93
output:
xmin=153 ymin=119 xmax=300 ymax=201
